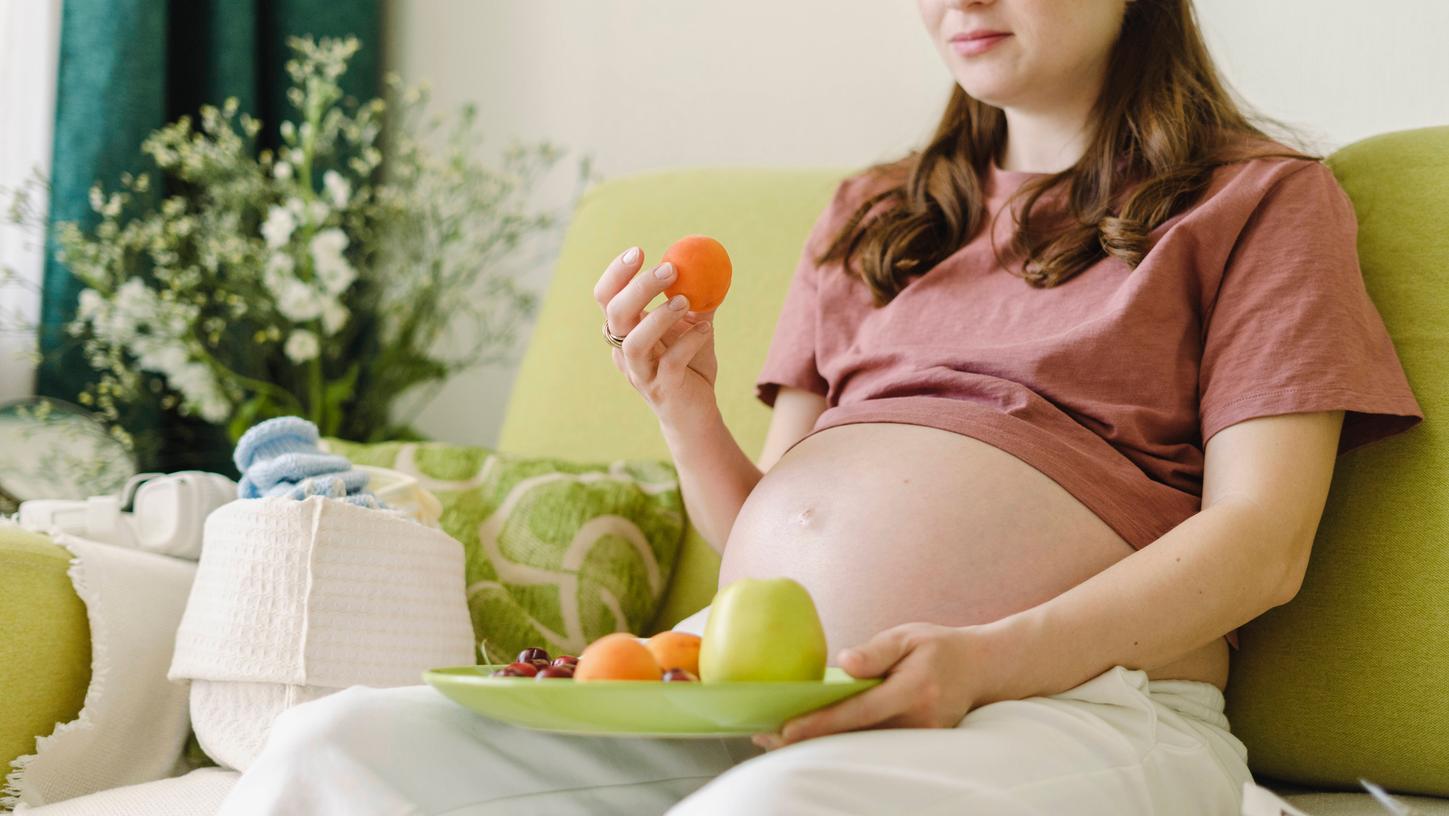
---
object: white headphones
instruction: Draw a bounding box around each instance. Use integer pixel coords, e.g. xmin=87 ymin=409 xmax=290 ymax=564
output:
xmin=19 ymin=470 xmax=238 ymax=560
xmin=19 ymin=466 xmax=442 ymax=559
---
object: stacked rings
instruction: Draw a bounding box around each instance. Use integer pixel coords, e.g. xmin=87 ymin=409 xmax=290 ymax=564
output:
xmin=602 ymin=318 xmax=627 ymax=348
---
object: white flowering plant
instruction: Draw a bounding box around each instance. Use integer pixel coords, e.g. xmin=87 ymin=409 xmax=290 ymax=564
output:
xmin=3 ymin=36 xmax=594 ymax=457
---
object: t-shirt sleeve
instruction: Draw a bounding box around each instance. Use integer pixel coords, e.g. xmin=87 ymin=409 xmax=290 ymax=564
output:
xmin=753 ymin=180 xmax=849 ymax=408
xmin=1198 ymin=161 xmax=1424 ymax=454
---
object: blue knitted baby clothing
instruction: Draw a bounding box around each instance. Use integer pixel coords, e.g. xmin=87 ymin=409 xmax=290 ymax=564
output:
xmin=233 ymin=417 xmax=382 ymax=508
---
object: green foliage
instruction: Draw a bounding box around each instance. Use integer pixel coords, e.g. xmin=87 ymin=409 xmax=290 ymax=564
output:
xmin=3 ymin=36 xmax=601 ymax=450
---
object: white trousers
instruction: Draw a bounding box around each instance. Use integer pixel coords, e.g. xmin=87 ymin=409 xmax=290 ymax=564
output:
xmin=217 ymin=663 xmax=1254 ymax=816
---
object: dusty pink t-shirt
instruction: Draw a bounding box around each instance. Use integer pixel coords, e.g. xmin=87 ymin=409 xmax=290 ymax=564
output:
xmin=754 ymin=151 xmax=1425 ymax=652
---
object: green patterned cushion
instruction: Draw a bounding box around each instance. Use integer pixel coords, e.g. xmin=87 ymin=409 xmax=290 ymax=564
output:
xmin=320 ymin=439 xmax=685 ymax=662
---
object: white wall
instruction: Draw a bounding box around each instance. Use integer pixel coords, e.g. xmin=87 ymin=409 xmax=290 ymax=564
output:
xmin=383 ymin=0 xmax=1449 ymax=448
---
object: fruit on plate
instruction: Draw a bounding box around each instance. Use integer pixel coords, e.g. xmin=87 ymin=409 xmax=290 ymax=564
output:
xmin=698 ymin=577 xmax=827 ymax=683
xmin=645 ymin=631 xmax=702 ymax=676
xmin=518 ymin=647 xmax=552 ymax=671
xmin=573 ymin=632 xmax=664 ymax=682
xmin=661 ymin=668 xmax=699 ymax=683
xmin=551 ymin=655 xmax=579 ymax=669
xmin=661 ymin=235 xmax=732 ymax=312
xmin=535 ymin=666 xmax=574 ymax=680
xmin=490 ymin=661 xmax=539 ymax=678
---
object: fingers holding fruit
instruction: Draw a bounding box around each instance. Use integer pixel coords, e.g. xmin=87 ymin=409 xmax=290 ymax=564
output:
xmin=619 ymin=290 xmax=692 ymax=368
xmin=592 ymin=245 xmax=647 ymax=328
xmin=598 ymin=235 xmax=731 ymax=420
xmin=753 ymin=622 xmax=985 ymax=750
xmin=604 ymin=258 xmax=678 ymax=341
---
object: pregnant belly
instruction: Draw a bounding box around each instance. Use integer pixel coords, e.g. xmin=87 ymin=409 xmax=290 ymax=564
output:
xmin=716 ymin=422 xmax=1228 ymax=690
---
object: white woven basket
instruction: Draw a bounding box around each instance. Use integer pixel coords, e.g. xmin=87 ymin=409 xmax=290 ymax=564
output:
xmin=168 ymin=496 xmax=475 ymax=770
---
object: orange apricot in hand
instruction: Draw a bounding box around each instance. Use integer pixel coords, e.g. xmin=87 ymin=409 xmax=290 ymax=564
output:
xmin=645 ymin=631 xmax=702 ymax=676
xmin=662 ymin=234 xmax=732 ymax=313
xmin=573 ymin=632 xmax=664 ymax=681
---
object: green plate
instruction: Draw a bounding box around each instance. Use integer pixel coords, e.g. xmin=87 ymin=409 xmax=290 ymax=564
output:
xmin=423 ymin=664 xmax=881 ymax=738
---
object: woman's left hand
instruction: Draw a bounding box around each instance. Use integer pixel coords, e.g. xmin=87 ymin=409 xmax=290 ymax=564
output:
xmin=751 ymin=622 xmax=1005 ymax=751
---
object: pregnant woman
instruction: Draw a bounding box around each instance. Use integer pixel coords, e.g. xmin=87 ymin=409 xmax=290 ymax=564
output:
xmin=220 ymin=0 xmax=1423 ymax=814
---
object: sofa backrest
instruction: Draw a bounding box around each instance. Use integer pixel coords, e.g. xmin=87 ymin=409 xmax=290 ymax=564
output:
xmin=498 ymin=128 xmax=1449 ymax=794
xmin=1224 ymin=126 xmax=1449 ymax=796
xmin=497 ymin=167 xmax=849 ymax=630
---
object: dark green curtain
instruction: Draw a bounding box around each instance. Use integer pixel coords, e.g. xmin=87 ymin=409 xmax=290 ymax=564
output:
xmin=35 ymin=0 xmax=380 ymax=478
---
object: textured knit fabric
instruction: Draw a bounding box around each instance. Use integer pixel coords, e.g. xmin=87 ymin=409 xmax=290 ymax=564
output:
xmin=167 ymin=495 xmax=476 ymax=771
xmin=232 ymin=417 xmax=377 ymax=505
xmin=755 ymin=143 xmax=1425 ymax=651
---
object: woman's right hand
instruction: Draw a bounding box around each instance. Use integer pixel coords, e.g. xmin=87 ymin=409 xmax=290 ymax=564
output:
xmin=594 ymin=246 xmax=720 ymax=426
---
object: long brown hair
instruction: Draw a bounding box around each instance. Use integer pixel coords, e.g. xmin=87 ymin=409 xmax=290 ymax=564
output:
xmin=820 ymin=0 xmax=1319 ymax=306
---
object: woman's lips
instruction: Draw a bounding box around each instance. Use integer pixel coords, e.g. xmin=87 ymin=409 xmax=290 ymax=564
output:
xmin=950 ymin=33 xmax=1010 ymax=56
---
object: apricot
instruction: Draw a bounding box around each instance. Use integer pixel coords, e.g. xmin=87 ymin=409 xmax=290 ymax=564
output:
xmin=645 ymin=631 xmax=702 ymax=676
xmin=662 ymin=234 xmax=732 ymax=313
xmin=573 ymin=632 xmax=663 ymax=681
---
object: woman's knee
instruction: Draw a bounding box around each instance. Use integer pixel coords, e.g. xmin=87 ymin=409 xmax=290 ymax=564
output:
xmin=262 ymin=685 xmax=399 ymax=758
xmin=670 ymin=752 xmax=843 ymax=816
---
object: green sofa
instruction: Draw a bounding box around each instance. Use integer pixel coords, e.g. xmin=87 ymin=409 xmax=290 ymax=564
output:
xmin=4 ymin=126 xmax=1446 ymax=814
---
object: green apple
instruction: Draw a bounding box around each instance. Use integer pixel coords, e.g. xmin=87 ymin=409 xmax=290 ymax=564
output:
xmin=698 ymin=577 xmax=827 ymax=682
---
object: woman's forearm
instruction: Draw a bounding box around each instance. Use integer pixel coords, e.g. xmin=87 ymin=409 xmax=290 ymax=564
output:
xmin=658 ymin=404 xmax=763 ymax=554
xmin=971 ymin=500 xmax=1299 ymax=706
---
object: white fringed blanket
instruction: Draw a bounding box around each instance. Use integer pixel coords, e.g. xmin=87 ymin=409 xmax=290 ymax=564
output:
xmin=5 ymin=533 xmax=196 ymax=810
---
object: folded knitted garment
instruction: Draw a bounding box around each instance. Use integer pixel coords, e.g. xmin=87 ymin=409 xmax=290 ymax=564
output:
xmin=232 ymin=417 xmax=377 ymax=506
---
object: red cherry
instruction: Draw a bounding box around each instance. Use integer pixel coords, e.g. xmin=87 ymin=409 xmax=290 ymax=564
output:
xmin=497 ymin=661 xmax=538 ymax=677
xmin=518 ymin=647 xmax=552 ymax=670
xmin=551 ymin=656 xmax=579 ymax=668
xmin=535 ymin=666 xmax=574 ymax=680
xmin=662 ymin=668 xmax=698 ymax=682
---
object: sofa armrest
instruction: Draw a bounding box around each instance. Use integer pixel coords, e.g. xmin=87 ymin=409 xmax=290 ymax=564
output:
xmin=0 ymin=525 xmax=91 ymax=773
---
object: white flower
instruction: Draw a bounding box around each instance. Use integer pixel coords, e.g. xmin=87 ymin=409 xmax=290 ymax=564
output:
xmin=267 ymin=252 xmax=295 ymax=275
xmin=284 ymin=329 xmax=319 ymax=363
xmin=321 ymin=299 xmax=350 ymax=335
xmin=199 ymin=396 xmax=230 ymax=423
xmin=264 ymin=252 xmax=296 ymax=291
xmin=77 ymin=288 xmax=104 ymax=321
xmin=285 ymin=196 xmax=305 ymax=216
xmin=309 ymin=228 xmax=356 ymax=295
xmin=135 ymin=340 xmax=189 ymax=376
xmin=261 ymin=206 xmax=297 ymax=249
xmin=273 ymin=161 xmax=294 ymax=181
xmin=314 ymin=253 xmax=355 ymax=296
xmin=276 ymin=278 xmax=324 ymax=322
xmin=306 ymin=199 xmax=330 ymax=226
xmin=104 ymin=279 xmax=156 ymax=342
xmin=322 ymin=170 xmax=351 ymax=208
xmin=310 ymin=227 xmax=348 ymax=258
xmin=168 ymin=362 xmax=222 ymax=414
